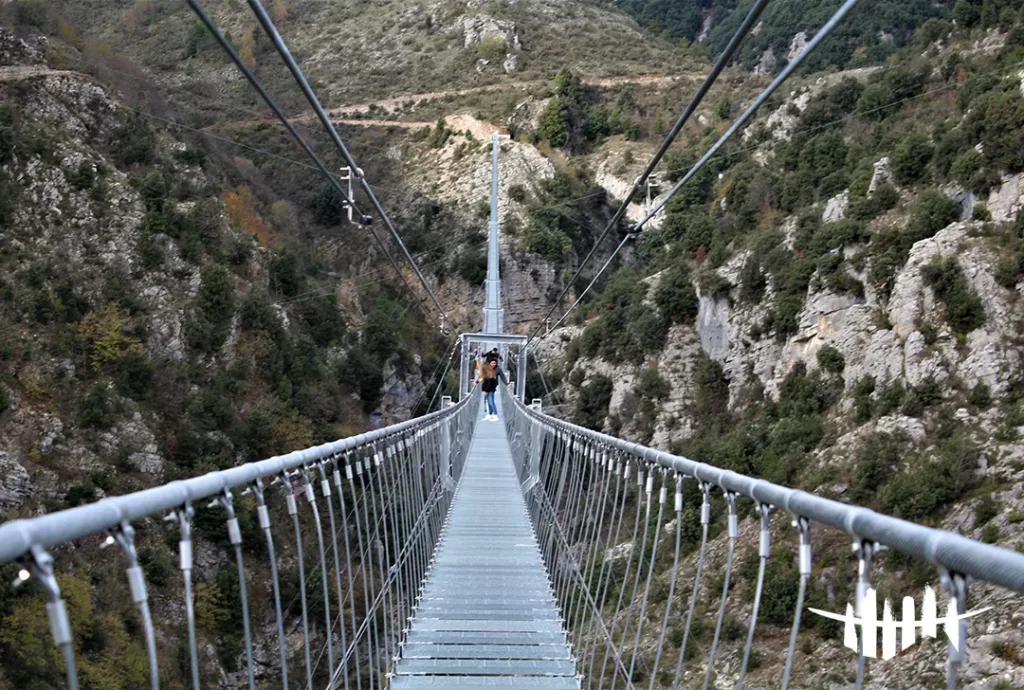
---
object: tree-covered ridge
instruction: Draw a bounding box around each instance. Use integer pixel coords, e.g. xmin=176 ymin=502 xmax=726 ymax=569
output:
xmin=613 ymin=0 xmax=986 ymax=72
xmin=552 ymin=13 xmax=1024 ymax=527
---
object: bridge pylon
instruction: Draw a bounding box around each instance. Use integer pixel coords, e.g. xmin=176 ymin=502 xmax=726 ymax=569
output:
xmin=459 ymin=132 xmax=530 ymax=401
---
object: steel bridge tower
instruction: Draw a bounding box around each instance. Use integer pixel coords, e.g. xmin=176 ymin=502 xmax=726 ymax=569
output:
xmin=458 ymin=132 xmax=528 ymax=400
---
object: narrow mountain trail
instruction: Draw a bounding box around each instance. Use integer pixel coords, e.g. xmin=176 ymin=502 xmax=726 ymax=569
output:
xmin=0 ymin=65 xmax=72 ymax=82
xmin=214 ymin=72 xmax=689 ymax=131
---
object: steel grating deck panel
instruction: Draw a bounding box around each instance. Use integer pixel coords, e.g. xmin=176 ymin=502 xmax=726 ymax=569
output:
xmin=394 ymin=399 xmax=580 ymax=689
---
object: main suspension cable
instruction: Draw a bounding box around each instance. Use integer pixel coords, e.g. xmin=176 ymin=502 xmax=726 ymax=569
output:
xmin=533 ymin=0 xmax=864 ymax=346
xmin=241 ymin=0 xmax=455 ymax=333
xmin=185 ymin=0 xmax=447 ymax=333
xmin=529 ymin=0 xmax=773 ymax=346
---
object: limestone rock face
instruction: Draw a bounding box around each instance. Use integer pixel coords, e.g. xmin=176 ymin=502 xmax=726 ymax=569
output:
xmin=986 ymin=173 xmax=1024 ymax=223
xmin=98 ymin=413 xmax=165 ymax=477
xmin=786 ymin=31 xmax=809 ymax=61
xmin=0 ymin=452 xmax=31 ymax=512
xmin=594 ymin=159 xmax=667 ymax=228
xmin=753 ymin=47 xmax=777 ymax=76
xmin=822 ymin=190 xmax=849 ymax=223
xmin=544 ymin=200 xmax=1023 ymax=454
xmin=868 ymin=156 xmax=892 ymax=195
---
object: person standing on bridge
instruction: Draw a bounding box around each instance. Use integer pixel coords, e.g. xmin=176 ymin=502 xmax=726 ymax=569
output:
xmin=481 ymin=359 xmax=499 ymax=421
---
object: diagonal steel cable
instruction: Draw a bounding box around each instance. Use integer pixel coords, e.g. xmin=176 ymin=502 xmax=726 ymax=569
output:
xmin=241 ymin=0 xmax=455 ymax=332
xmin=529 ymin=0 xmax=773 ymax=346
xmin=532 ymin=0 xmax=865 ymax=346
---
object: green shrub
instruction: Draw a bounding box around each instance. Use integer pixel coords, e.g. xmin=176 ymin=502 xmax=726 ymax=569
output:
xmin=537 ymin=99 xmax=568 ymax=148
xmin=816 ymin=345 xmax=845 ymax=374
xmin=662 ymin=209 xmax=716 ymax=255
xmin=777 ymin=362 xmax=841 ymax=418
xmin=296 ymin=295 xmax=344 ymax=347
xmin=338 ymin=349 xmax=384 ymax=412
xmin=876 ymin=380 xmax=905 ymax=416
xmin=981 ymin=523 xmax=1000 ymax=543
xmin=636 ymin=368 xmax=670 ymax=400
xmin=847 ymin=194 xmax=879 ymax=221
xmin=14 ymin=0 xmax=50 ymax=31
xmin=64 ymin=484 xmax=97 ymax=507
xmin=138 ymin=230 xmax=163 ymax=269
xmin=738 ymin=254 xmax=766 ymax=304
xmin=692 ymin=353 xmax=729 ymax=422
xmin=456 ymin=248 xmax=487 ymax=284
xmin=759 ymin=547 xmax=800 ymax=625
xmin=477 ymin=36 xmax=507 ymax=59
xmin=523 ymin=217 xmax=572 ymax=259
xmin=872 ymin=182 xmax=900 ymax=211
xmin=910 ymin=190 xmax=960 ymax=237
xmin=114 ymin=351 xmax=154 ymax=400
xmin=66 ymin=161 xmax=95 ymax=190
xmin=968 ymin=382 xmax=991 ymax=409
xmin=921 ymin=256 xmax=985 ymax=334
xmin=576 ymin=374 xmax=613 ymax=430
xmin=269 ymin=251 xmax=303 ymax=297
xmin=853 ymin=375 xmax=875 ymax=421
xmin=849 ymin=432 xmax=907 ymax=503
xmin=427 ymin=118 xmax=451 ymax=148
xmin=655 ymin=263 xmax=698 ymax=325
xmin=951 ymin=149 xmax=986 ymax=192
xmin=79 ymin=382 xmax=116 ymax=429
xmin=973 ymin=493 xmax=1000 ymax=526
xmin=953 ymin=0 xmax=981 ymax=27
xmin=508 ymin=184 xmax=527 ymax=202
xmin=891 ymin=131 xmax=934 ymax=185
xmin=113 ymin=113 xmax=157 ymax=166
xmin=184 ymin=21 xmax=214 ymax=57
xmin=363 ymin=300 xmax=404 ymax=362
xmin=972 ymin=203 xmax=992 ymax=221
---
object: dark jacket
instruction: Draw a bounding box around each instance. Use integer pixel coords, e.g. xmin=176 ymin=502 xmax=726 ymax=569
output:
xmin=481 ymin=376 xmax=498 ymax=393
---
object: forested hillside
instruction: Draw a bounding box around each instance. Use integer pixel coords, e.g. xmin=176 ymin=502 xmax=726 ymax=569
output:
xmin=617 ymin=0 xmax=958 ymax=71
xmin=5 ymin=0 xmax=1024 ymax=687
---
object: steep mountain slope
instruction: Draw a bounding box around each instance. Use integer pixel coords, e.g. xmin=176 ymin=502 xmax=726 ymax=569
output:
xmin=5 ymin=0 xmax=1024 ymax=688
xmin=532 ymin=13 xmax=1024 ymax=689
xmin=616 ymin=0 xmax=956 ymax=72
xmin=44 ymin=0 xmax=687 ymax=115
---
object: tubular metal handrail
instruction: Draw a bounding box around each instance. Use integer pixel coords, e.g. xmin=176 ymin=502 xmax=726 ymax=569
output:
xmin=0 ymin=400 xmax=467 ymax=563
xmin=505 ymin=390 xmax=1024 ymax=590
xmin=500 ymin=385 xmax=1024 ymax=690
xmin=0 ymin=392 xmax=477 ymax=690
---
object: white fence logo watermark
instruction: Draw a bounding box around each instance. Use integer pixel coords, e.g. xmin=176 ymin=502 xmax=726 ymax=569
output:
xmin=808 ymin=586 xmax=990 ymax=660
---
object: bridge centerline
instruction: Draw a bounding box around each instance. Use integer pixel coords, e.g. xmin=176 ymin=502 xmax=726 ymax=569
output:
xmin=393 ymin=395 xmax=580 ymax=689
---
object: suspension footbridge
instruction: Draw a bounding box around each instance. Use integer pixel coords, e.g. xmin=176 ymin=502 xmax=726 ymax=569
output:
xmin=3 ymin=2 xmax=1024 ymax=690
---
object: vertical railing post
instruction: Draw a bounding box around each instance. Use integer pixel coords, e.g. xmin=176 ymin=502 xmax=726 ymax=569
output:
xmin=440 ymin=412 xmax=453 ymax=491
xmin=169 ymin=503 xmax=201 ymax=690
xmin=21 ymin=545 xmax=79 ymax=690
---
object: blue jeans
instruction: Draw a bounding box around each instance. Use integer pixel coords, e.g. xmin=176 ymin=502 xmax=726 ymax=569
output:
xmin=485 ymin=391 xmax=497 ymax=416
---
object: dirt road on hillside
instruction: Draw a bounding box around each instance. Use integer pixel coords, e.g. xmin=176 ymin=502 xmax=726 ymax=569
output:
xmin=0 ymin=65 xmax=72 ymax=82
xmin=217 ymin=73 xmax=688 ymax=131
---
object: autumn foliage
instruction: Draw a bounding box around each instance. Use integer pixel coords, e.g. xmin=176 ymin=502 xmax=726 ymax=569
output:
xmin=222 ymin=186 xmax=278 ymax=247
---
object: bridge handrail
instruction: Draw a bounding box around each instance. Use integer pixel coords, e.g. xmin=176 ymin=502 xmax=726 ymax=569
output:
xmin=0 ymin=395 xmax=472 ymax=565
xmin=507 ymin=393 xmax=1024 ymax=593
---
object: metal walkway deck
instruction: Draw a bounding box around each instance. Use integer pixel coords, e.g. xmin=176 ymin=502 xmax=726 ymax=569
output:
xmin=393 ymin=400 xmax=579 ymax=689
